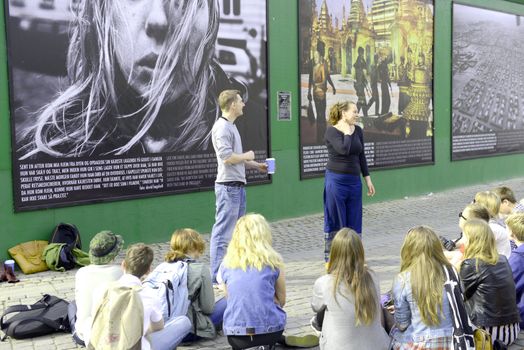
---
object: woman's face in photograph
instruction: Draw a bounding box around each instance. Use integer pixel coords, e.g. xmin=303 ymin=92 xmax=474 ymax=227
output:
xmin=113 ymin=0 xmax=210 ymax=100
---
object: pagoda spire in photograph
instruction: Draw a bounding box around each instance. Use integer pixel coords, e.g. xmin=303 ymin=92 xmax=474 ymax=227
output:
xmin=348 ymin=0 xmax=372 ymax=32
xmin=319 ymin=0 xmax=330 ymax=32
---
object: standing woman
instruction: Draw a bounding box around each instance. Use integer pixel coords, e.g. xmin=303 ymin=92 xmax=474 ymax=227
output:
xmin=460 ymin=219 xmax=520 ymax=346
xmin=323 ymin=101 xmax=375 ymax=261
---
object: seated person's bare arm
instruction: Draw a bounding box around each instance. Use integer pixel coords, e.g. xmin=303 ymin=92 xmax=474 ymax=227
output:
xmin=274 ymin=268 xmax=286 ymax=307
xmin=148 ymin=318 xmax=164 ymax=334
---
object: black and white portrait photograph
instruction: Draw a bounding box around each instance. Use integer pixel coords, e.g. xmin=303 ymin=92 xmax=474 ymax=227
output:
xmin=5 ymin=0 xmax=269 ymax=210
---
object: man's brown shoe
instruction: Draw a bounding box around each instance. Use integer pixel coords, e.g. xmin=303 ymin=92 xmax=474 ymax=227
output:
xmin=0 ymin=264 xmax=7 ymax=282
xmin=5 ymin=263 xmax=19 ymax=283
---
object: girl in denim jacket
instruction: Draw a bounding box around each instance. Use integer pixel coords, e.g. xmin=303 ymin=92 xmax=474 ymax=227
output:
xmin=219 ymin=213 xmax=286 ymax=350
xmin=391 ymin=226 xmax=454 ymax=350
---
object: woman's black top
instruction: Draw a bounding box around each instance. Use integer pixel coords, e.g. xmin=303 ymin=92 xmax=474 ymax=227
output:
xmin=324 ymin=125 xmax=369 ymax=177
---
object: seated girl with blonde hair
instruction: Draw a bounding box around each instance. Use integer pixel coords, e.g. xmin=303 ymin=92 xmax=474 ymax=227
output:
xmin=391 ymin=226 xmax=454 ymax=349
xmin=219 ymin=213 xmax=287 ymax=349
xmin=165 ymin=228 xmax=226 ymax=342
xmin=460 ymin=219 xmax=520 ymax=346
xmin=311 ymin=228 xmax=390 ymax=350
xmin=444 ymin=203 xmax=490 ymax=268
xmin=218 ymin=214 xmax=318 ymax=349
xmin=474 ymin=191 xmax=511 ymax=257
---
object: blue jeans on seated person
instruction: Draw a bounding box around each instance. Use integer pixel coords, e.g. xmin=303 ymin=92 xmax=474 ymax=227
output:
xmin=210 ymin=183 xmax=246 ymax=283
xmin=182 ymin=297 xmax=227 ymax=342
xmin=150 ymin=315 xmax=192 ymax=350
xmin=67 ymin=301 xmax=85 ymax=347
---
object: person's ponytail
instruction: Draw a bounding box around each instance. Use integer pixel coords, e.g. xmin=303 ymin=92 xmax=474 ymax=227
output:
xmin=328 ymin=103 xmax=342 ymax=125
xmin=328 ymin=101 xmax=351 ymax=125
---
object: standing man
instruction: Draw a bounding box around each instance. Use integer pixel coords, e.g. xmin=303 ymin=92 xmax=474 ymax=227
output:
xmin=308 ymin=40 xmax=337 ymax=144
xmin=379 ymin=54 xmax=393 ymax=115
xmin=353 ymin=47 xmax=369 ymax=118
xmin=367 ymin=54 xmax=380 ymax=116
xmin=210 ymin=90 xmax=268 ymax=283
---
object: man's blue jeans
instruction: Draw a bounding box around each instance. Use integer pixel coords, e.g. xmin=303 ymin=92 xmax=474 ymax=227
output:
xmin=210 ymin=183 xmax=246 ymax=282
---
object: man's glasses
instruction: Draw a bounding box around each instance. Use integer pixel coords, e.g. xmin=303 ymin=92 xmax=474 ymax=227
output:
xmin=459 ymin=212 xmax=467 ymax=221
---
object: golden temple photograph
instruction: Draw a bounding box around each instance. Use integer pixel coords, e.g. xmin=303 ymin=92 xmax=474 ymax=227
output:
xmin=299 ymin=0 xmax=434 ymax=155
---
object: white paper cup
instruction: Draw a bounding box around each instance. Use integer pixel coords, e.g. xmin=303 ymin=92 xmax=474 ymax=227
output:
xmin=4 ymin=259 xmax=15 ymax=270
xmin=266 ymin=158 xmax=275 ymax=174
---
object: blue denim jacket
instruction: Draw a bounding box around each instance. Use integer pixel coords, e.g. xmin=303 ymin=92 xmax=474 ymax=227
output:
xmin=391 ymin=271 xmax=453 ymax=343
xmin=221 ymin=266 xmax=286 ymax=335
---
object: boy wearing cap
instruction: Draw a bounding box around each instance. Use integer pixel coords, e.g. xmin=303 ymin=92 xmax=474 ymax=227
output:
xmin=88 ymin=243 xmax=192 ymax=350
xmin=70 ymin=230 xmax=124 ymax=345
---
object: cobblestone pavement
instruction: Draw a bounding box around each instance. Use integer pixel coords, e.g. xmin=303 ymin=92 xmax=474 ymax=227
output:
xmin=2 ymin=177 xmax=524 ymax=349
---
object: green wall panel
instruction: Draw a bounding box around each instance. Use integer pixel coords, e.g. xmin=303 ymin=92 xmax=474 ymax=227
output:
xmin=1 ymin=0 xmax=524 ymax=260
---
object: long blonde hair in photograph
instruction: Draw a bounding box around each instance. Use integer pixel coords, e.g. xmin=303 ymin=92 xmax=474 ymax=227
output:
xmin=222 ymin=213 xmax=283 ymax=271
xmin=463 ymin=219 xmax=499 ymax=269
xmin=20 ymin=0 xmax=220 ymax=158
xmin=327 ymin=228 xmax=377 ymax=326
xmin=400 ymin=226 xmax=451 ymax=326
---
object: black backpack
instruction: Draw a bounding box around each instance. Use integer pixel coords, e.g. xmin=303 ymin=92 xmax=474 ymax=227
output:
xmin=0 ymin=294 xmax=70 ymax=340
xmin=49 ymin=223 xmax=82 ymax=270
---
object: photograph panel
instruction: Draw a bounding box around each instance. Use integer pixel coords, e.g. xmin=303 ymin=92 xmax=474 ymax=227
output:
xmin=452 ymin=3 xmax=524 ymax=160
xmin=299 ymin=0 xmax=434 ymax=179
xmin=5 ymin=0 xmax=269 ymax=210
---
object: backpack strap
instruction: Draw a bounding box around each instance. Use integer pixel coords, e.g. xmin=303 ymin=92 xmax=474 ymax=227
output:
xmin=165 ymin=280 xmax=174 ymax=318
xmin=164 ymin=260 xmax=190 ymax=319
xmin=1 ymin=304 xmax=46 ymax=331
xmin=0 ymin=295 xmax=60 ymax=329
xmin=443 ymin=265 xmax=475 ymax=348
xmin=50 ymin=225 xmax=60 ymax=244
xmin=2 ymin=303 xmax=47 ymax=319
xmin=446 ymin=264 xmax=461 ymax=284
xmin=7 ymin=316 xmax=67 ymax=334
